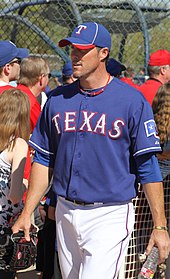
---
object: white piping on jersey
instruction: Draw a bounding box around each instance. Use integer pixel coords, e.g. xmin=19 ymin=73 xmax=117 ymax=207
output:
xmin=91 ymin=22 xmax=98 ymax=44
xmin=134 ymin=146 xmax=161 ymax=157
xmin=29 ymin=140 xmax=54 ymax=155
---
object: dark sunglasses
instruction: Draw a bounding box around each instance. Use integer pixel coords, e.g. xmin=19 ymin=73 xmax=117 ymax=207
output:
xmin=43 ymin=73 xmax=51 ymax=79
xmin=9 ymin=58 xmax=22 ymax=65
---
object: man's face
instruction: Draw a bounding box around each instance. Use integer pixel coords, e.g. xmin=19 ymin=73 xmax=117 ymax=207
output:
xmin=70 ymin=46 xmax=102 ymax=79
xmin=40 ymin=67 xmax=51 ymax=92
xmin=163 ymin=65 xmax=170 ymax=82
xmin=8 ymin=58 xmax=21 ymax=81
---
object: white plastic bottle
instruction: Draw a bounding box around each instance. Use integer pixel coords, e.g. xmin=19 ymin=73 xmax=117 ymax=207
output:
xmin=138 ymin=246 xmax=159 ymax=278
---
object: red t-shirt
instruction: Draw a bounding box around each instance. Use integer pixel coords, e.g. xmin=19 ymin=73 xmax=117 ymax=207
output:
xmin=138 ymin=79 xmax=162 ymax=105
xmin=17 ymin=84 xmax=41 ymax=132
xmin=0 ymin=85 xmax=14 ymax=93
xmin=17 ymin=84 xmax=41 ymax=181
xmin=120 ymin=77 xmax=140 ymax=90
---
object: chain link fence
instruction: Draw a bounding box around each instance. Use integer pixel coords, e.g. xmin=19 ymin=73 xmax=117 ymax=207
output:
xmin=0 ymin=0 xmax=169 ymax=86
xmin=0 ymin=1 xmax=169 ymax=278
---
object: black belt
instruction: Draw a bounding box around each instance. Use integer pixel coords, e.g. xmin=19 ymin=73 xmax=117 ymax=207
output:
xmin=65 ymin=198 xmax=104 ymax=206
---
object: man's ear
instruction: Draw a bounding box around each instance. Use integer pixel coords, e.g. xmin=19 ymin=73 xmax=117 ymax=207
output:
xmin=3 ymin=64 xmax=10 ymax=75
xmin=39 ymin=74 xmax=43 ymax=86
xmin=99 ymin=47 xmax=109 ymax=62
xmin=160 ymin=66 xmax=167 ymax=76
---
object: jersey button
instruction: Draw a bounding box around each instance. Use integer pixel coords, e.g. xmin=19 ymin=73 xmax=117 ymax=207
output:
xmin=72 ymin=190 xmax=77 ymax=197
xmin=74 ymin=170 xmax=79 ymax=176
xmin=77 ymin=152 xmax=81 ymax=158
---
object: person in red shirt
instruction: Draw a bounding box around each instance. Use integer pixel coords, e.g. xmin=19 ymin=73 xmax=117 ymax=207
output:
xmin=0 ymin=40 xmax=29 ymax=93
xmin=17 ymin=56 xmax=50 ymax=183
xmin=139 ymin=49 xmax=170 ymax=105
xmin=120 ymin=66 xmax=140 ymax=89
xmin=17 ymin=56 xmax=50 ymax=132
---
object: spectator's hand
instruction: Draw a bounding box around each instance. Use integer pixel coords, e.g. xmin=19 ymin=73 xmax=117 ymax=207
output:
xmin=146 ymin=229 xmax=170 ymax=264
xmin=12 ymin=213 xmax=32 ymax=241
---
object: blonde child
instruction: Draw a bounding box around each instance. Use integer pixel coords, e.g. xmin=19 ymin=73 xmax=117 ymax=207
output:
xmin=0 ymin=88 xmax=30 ymax=279
xmin=0 ymin=88 xmax=30 ymax=226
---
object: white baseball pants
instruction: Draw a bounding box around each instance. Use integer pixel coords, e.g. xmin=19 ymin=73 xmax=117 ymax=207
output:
xmin=56 ymin=197 xmax=135 ymax=279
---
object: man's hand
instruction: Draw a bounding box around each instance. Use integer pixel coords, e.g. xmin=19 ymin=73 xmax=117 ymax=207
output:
xmin=12 ymin=213 xmax=32 ymax=241
xmin=146 ymin=229 xmax=170 ymax=264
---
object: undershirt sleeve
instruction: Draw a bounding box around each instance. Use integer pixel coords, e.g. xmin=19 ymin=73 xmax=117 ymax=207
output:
xmin=135 ymin=153 xmax=162 ymax=184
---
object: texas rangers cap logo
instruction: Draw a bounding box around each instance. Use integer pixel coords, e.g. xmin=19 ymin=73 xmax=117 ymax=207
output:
xmin=75 ymin=25 xmax=87 ymax=34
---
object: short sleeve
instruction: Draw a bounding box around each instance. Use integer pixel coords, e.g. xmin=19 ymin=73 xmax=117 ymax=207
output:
xmin=129 ymin=101 xmax=161 ymax=157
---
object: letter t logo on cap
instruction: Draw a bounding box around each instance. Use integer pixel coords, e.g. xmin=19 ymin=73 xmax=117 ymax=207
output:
xmin=76 ymin=25 xmax=87 ymax=34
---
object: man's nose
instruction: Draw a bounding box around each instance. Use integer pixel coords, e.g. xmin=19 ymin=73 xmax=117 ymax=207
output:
xmin=71 ymin=47 xmax=80 ymax=58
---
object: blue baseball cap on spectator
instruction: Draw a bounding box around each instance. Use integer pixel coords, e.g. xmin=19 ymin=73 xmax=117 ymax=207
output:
xmin=106 ymin=58 xmax=126 ymax=76
xmin=0 ymin=40 xmax=29 ymax=67
xmin=62 ymin=61 xmax=73 ymax=76
xmin=58 ymin=22 xmax=111 ymax=51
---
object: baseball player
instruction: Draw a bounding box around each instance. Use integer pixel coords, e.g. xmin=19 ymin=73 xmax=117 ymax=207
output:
xmin=12 ymin=22 xmax=170 ymax=279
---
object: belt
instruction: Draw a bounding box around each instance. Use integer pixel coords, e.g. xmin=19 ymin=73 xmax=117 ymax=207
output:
xmin=65 ymin=198 xmax=104 ymax=206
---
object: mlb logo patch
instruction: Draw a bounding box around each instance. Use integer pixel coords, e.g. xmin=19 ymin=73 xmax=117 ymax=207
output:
xmin=144 ymin=120 xmax=158 ymax=138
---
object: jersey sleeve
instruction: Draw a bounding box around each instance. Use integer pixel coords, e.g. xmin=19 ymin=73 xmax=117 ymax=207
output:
xmin=33 ymin=150 xmax=54 ymax=167
xmin=129 ymin=100 xmax=162 ymax=157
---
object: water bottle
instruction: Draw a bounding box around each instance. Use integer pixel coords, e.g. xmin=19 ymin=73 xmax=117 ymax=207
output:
xmin=138 ymin=246 xmax=159 ymax=278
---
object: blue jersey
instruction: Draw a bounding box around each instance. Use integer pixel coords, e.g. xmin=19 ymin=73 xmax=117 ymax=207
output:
xmin=29 ymin=78 xmax=161 ymax=203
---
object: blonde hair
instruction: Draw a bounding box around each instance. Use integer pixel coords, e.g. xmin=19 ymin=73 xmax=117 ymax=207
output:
xmin=0 ymin=88 xmax=30 ymax=151
xmin=18 ymin=56 xmax=49 ymax=87
xmin=152 ymin=82 xmax=170 ymax=144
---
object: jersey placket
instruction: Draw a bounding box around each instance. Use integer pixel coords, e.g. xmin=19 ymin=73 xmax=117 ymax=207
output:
xmin=67 ymin=96 xmax=89 ymax=200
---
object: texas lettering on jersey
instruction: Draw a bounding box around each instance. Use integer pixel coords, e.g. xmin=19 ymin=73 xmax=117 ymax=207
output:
xmin=52 ymin=111 xmax=125 ymax=139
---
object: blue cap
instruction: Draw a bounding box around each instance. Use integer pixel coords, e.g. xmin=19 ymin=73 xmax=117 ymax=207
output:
xmin=58 ymin=22 xmax=111 ymax=51
xmin=106 ymin=58 xmax=126 ymax=76
xmin=62 ymin=61 xmax=73 ymax=76
xmin=0 ymin=40 xmax=29 ymax=67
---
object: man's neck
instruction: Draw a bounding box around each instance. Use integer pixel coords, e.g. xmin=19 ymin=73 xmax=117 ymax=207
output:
xmin=150 ymin=75 xmax=164 ymax=84
xmin=0 ymin=79 xmax=9 ymax=86
xmin=29 ymin=85 xmax=42 ymax=97
xmin=79 ymin=69 xmax=110 ymax=90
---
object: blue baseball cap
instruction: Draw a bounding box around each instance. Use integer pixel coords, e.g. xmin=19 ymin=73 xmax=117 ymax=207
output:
xmin=62 ymin=60 xmax=73 ymax=76
xmin=0 ymin=40 xmax=29 ymax=67
xmin=58 ymin=22 xmax=111 ymax=51
xmin=106 ymin=58 xmax=126 ymax=76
